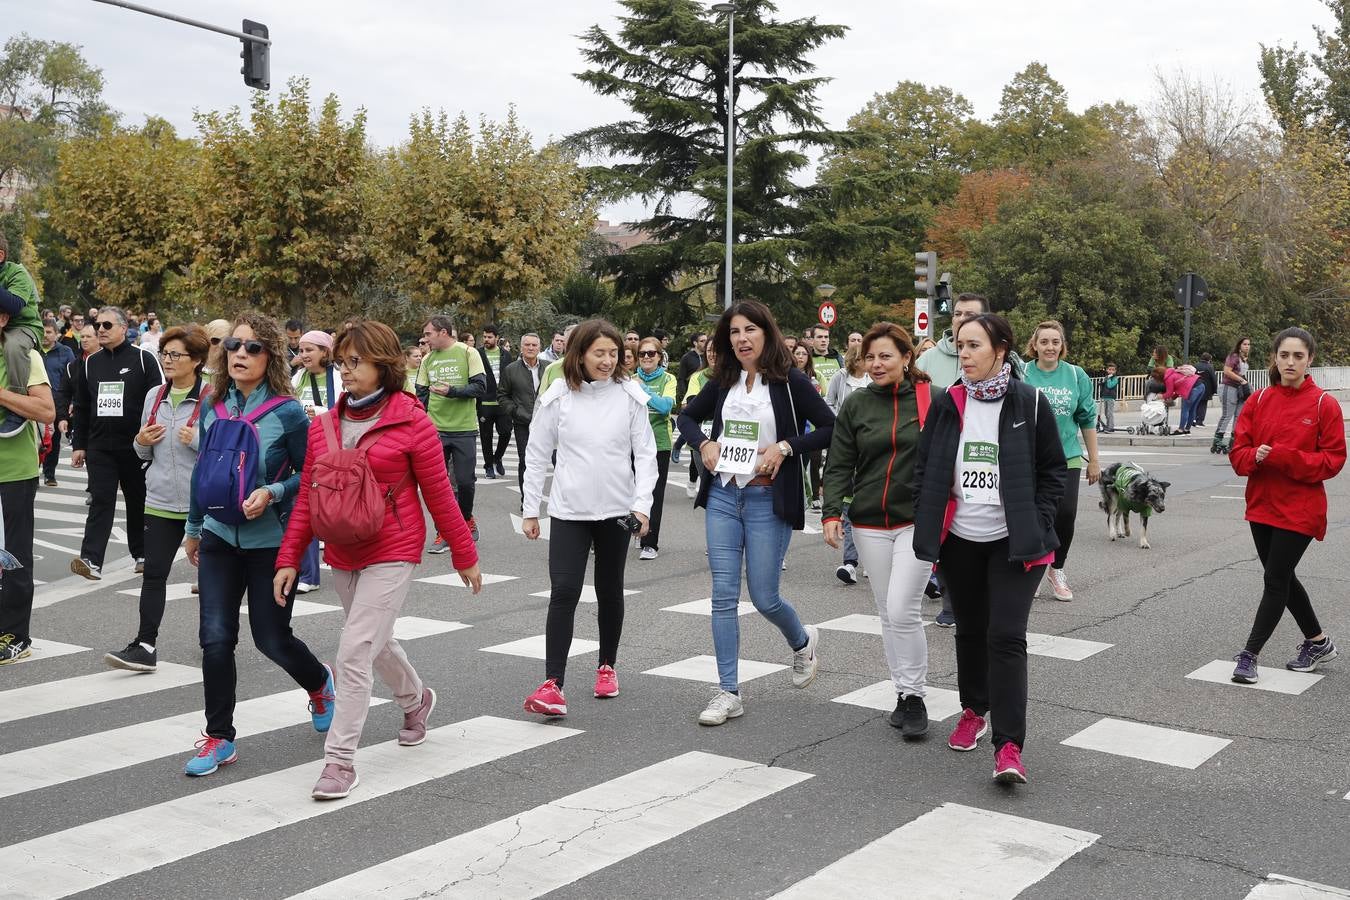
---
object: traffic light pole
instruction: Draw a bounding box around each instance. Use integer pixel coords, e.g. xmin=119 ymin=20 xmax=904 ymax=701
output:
xmin=90 ymin=0 xmax=272 ymax=46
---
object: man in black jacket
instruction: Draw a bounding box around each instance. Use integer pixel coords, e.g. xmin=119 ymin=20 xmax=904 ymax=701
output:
xmin=1193 ymin=353 xmax=1217 ymax=428
xmin=476 ymin=323 xmax=515 ymax=479
xmin=68 ymin=306 xmax=163 ymax=579
xmin=497 ymin=332 xmax=542 ymax=495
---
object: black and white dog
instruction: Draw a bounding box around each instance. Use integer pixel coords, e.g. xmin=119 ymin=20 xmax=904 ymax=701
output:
xmin=1098 ymin=461 xmax=1169 ymax=550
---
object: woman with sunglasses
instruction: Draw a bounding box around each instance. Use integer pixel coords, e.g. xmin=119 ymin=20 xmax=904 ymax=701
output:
xmin=180 ymin=313 xmax=335 ymax=778
xmin=635 ymin=336 xmax=677 ymax=560
xmin=104 ymin=325 xmax=211 ymax=673
xmin=276 ymin=321 xmax=481 ymax=800
xmin=290 ymin=329 xmax=344 ymax=594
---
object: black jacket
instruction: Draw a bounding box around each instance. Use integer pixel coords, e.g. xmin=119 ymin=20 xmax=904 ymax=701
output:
xmin=497 ymin=357 xmax=540 ymax=426
xmin=912 ymin=380 xmax=1067 ymax=563
xmin=476 ymin=345 xmax=515 ymax=409
xmin=676 ymin=367 xmax=835 ymax=530
xmin=676 ymin=349 xmax=703 ymax=403
xmin=69 ymin=340 xmax=164 ymax=452
xmin=1196 ymin=360 xmax=1217 ymax=397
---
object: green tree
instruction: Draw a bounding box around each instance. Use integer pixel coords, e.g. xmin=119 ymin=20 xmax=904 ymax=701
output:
xmin=569 ymin=0 xmax=856 ymax=327
xmin=988 ymin=62 xmax=1091 ymax=169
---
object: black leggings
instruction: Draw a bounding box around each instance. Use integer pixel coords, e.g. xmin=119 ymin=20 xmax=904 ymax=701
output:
xmin=545 ymin=518 xmax=631 ymax=687
xmin=137 ymin=514 xmax=186 ymax=646
xmin=1052 ymin=471 xmax=1081 ymax=569
xmin=938 ymin=534 xmax=1045 ymax=750
xmin=1245 ymin=522 xmax=1321 ymax=655
xmin=641 ymin=450 xmax=670 ymax=551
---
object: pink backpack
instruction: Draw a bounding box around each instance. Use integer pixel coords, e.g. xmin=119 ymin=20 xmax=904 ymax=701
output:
xmin=308 ymin=412 xmax=408 ymax=544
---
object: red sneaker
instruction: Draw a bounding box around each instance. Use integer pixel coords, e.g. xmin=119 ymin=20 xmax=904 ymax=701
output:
xmin=993 ymin=742 xmax=1028 ymax=784
xmin=524 ymin=679 xmax=567 ymax=716
xmin=594 ymin=665 xmax=619 ymax=698
xmin=947 ymin=708 xmax=988 ymax=751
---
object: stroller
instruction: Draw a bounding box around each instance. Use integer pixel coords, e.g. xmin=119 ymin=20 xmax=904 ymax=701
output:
xmin=1128 ymin=398 xmax=1171 ymax=436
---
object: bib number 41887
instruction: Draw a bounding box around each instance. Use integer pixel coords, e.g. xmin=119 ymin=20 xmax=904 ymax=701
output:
xmin=715 ymin=419 xmax=760 ymax=475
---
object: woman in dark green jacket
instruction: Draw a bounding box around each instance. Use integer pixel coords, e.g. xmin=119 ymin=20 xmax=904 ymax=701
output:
xmin=821 ymin=322 xmax=934 ymax=740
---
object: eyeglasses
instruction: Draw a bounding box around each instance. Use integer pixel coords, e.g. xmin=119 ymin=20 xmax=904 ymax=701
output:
xmin=222 ymin=336 xmax=267 ymax=356
xmin=95 ymin=321 xmax=118 ymax=330
xmin=159 ymin=350 xmax=190 ymax=362
xmin=638 ymin=350 xmax=660 ymax=358
xmin=335 ymin=356 xmax=363 ymax=371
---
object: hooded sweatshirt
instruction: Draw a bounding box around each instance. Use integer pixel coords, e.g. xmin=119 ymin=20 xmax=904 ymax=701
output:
xmin=916 ymin=330 xmax=1026 ymax=387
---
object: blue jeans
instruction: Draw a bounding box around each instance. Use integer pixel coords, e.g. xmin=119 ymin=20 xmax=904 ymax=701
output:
xmin=300 ymin=538 xmax=321 ymax=586
xmin=198 ymin=532 xmax=328 ymax=741
xmin=1179 ymin=381 xmax=1206 ymax=430
xmin=706 ymin=479 xmax=809 ymax=692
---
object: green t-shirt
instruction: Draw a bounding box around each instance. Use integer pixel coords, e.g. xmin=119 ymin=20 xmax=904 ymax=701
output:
xmin=813 ymin=354 xmax=841 ymax=394
xmin=481 ymin=348 xmax=500 ymax=406
xmin=416 ymin=344 xmax=485 ymax=433
xmin=1023 ymin=361 xmax=1097 ymax=469
xmin=539 ymin=358 xmax=565 ymax=395
xmin=0 ymin=348 xmax=49 ymax=483
xmin=169 ymin=386 xmax=190 ymax=408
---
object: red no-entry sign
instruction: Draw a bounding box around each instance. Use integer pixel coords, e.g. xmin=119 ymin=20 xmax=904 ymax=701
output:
xmin=917 ymin=311 xmax=929 ymax=333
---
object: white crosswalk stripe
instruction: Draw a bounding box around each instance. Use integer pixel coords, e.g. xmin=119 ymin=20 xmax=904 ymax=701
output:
xmin=0 ymin=663 xmax=201 ymax=725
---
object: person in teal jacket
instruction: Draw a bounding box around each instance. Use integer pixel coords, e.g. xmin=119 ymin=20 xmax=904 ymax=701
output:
xmin=1023 ymin=320 xmax=1100 ymax=603
xmin=0 ymin=233 xmax=43 ymax=437
xmin=636 ymin=336 xmax=677 ymax=559
xmin=180 ymin=312 xmax=334 ymax=779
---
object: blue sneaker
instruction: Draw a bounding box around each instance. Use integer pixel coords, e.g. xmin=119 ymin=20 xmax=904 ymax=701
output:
xmin=935 ymin=609 xmax=956 ymax=628
xmin=1286 ymin=638 xmax=1337 ymax=673
xmin=309 ymin=663 xmax=336 ymax=732
xmin=184 ymin=734 xmax=237 ymax=776
xmin=1231 ymin=650 xmax=1259 ymax=684
xmin=0 ymin=409 xmax=27 ymax=439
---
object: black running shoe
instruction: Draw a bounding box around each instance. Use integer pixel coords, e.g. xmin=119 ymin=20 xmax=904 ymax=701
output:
xmin=900 ymin=694 xmax=929 ymax=740
xmin=104 ymin=642 xmax=157 ymax=672
xmin=0 ymin=633 xmax=32 ymax=665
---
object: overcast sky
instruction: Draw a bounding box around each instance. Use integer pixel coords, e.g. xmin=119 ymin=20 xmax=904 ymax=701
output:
xmin=10 ymin=0 xmax=1335 ymax=222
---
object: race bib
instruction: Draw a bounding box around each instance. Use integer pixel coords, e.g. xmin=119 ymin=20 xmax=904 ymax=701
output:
xmin=97 ymin=382 xmax=125 ymax=418
xmin=715 ymin=419 xmax=760 ymax=475
xmin=957 ymin=440 xmax=1000 ymax=505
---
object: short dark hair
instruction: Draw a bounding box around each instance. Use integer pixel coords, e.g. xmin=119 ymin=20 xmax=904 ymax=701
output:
xmin=335 ymin=320 xmax=407 ymax=396
xmin=956 ymin=313 xmax=1021 ymax=379
xmin=160 ymin=324 xmax=211 ymax=374
xmin=562 ymin=318 xmax=626 ymax=389
xmin=810 ymin=324 xmax=830 ymax=338
xmin=483 ymin=322 xmax=500 ymax=337
xmin=426 ymin=316 xmax=454 ymax=335
xmin=552 ymin=330 xmax=565 ymax=340
xmin=285 ymin=319 xmax=305 ymax=332
xmin=652 ymin=327 xmax=668 ymax=341
xmin=710 ymin=299 xmax=792 ymax=387
xmin=860 ymin=322 xmax=930 ymax=386
xmin=690 ymin=332 xmax=706 ymax=346
xmin=953 ymin=293 xmax=990 ymax=312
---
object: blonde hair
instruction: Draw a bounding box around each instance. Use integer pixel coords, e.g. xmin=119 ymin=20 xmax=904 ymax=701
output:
xmin=1025 ymin=319 xmax=1068 ymax=360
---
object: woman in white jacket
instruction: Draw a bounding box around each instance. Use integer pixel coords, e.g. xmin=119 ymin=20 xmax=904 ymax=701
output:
xmin=521 ymin=318 xmax=659 ymax=717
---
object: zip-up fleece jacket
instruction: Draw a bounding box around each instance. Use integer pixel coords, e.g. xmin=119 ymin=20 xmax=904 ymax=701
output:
xmin=912 ymin=380 xmax=1067 ymax=563
xmin=134 ymin=378 xmax=207 ymax=513
xmin=916 ymin=331 xmax=1026 ymax=387
xmin=70 ymin=339 xmax=164 ymax=451
xmin=277 ymin=390 xmax=478 ymax=572
xmin=821 ymin=380 xmax=931 ymax=529
xmin=186 ymin=383 xmax=308 ymax=549
xmin=1230 ymin=377 xmax=1346 ymax=540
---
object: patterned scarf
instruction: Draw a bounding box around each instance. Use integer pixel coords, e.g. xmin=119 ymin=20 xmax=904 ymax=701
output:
xmin=962 ymin=362 xmax=1012 ymax=401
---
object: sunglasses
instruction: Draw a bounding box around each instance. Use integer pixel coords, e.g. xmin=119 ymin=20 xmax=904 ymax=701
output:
xmin=638 ymin=350 xmax=660 ymax=358
xmin=95 ymin=321 xmax=118 ymax=330
xmin=222 ymin=336 xmax=267 ymax=356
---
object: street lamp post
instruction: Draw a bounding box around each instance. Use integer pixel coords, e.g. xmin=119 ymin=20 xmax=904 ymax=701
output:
xmin=712 ymin=2 xmax=736 ymax=310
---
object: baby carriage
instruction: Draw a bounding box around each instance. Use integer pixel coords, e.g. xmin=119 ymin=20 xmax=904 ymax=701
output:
xmin=1128 ymin=399 xmax=1171 ymax=436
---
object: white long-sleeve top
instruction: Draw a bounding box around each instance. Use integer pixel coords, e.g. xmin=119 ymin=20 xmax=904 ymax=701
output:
xmin=523 ymin=376 xmax=660 ymax=520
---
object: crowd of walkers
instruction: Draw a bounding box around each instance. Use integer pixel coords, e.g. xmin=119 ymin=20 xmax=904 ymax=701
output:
xmin=0 ymin=228 xmax=1342 ymax=796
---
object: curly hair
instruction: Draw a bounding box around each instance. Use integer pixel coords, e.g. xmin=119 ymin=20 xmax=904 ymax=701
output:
xmin=211 ymin=312 xmax=296 ymax=401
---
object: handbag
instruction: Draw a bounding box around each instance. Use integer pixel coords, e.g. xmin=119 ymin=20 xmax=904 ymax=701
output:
xmin=1237 ymin=382 xmax=1253 ymax=401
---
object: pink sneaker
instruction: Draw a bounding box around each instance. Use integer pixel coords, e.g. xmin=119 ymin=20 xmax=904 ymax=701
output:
xmin=524 ymin=679 xmax=567 ymax=716
xmin=311 ymin=763 xmax=359 ymax=800
xmin=993 ymin=742 xmax=1027 ymax=784
xmin=594 ymin=665 xmax=619 ymax=698
xmin=947 ymin=708 xmax=988 ymax=751
xmin=398 ymin=687 xmax=437 ymax=746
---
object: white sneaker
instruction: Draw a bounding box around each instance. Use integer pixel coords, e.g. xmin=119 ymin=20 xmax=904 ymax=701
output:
xmin=1048 ymin=568 xmax=1073 ymax=601
xmin=639 ymin=546 xmax=658 ymax=561
xmin=698 ymin=690 xmax=744 ymax=726
xmin=835 ymin=563 xmax=857 ymax=585
xmin=685 ymin=481 xmax=698 ymax=499
xmin=296 ymin=582 xmax=319 ymax=594
xmin=791 ymin=625 xmax=820 ymax=688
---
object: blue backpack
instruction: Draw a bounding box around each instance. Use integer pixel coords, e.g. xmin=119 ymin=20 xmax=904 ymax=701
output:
xmin=195 ymin=396 xmax=294 ymax=526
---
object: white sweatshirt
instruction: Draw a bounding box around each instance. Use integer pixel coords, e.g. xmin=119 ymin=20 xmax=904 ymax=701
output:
xmin=522 ymin=377 xmax=660 ymax=521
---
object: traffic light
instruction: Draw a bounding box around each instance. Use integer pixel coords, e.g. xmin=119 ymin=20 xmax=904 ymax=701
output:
xmin=935 ymin=273 xmax=953 ymax=315
xmin=240 ymin=19 xmax=269 ymax=90
xmin=914 ymin=250 xmax=937 ymax=296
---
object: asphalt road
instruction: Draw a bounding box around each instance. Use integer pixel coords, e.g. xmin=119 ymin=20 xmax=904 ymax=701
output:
xmin=2 ymin=438 xmax=1347 ymax=899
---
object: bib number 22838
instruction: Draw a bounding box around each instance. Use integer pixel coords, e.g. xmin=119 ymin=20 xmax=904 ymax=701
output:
xmin=958 ymin=441 xmax=1000 ymax=505
xmin=715 ymin=419 xmax=760 ymax=476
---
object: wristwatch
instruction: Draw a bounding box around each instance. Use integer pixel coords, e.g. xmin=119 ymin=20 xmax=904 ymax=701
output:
xmin=777 ymin=440 xmax=793 ymax=457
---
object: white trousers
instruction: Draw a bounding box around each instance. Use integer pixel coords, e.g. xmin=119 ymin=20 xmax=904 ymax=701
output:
xmin=852 ymin=524 xmax=931 ymax=698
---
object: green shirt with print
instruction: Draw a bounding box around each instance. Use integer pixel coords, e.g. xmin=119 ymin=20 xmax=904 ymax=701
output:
xmin=813 ymin=354 xmax=841 ymax=394
xmin=416 ymin=344 xmax=484 ymax=433
xmin=0 ymin=348 xmax=48 ymax=483
xmin=481 ymin=348 xmax=500 ymax=406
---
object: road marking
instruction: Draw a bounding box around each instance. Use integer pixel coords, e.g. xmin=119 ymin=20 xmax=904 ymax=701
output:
xmin=1026 ymin=633 xmax=1113 ymax=661
xmin=31 ymin=507 xmax=124 ymax=525
xmin=416 ymin=572 xmax=518 ymax=587
xmin=530 ymin=585 xmax=638 ymax=604
xmin=289 ymin=751 xmax=810 ymax=899
xmin=1244 ymin=874 xmax=1350 ymax=898
xmin=0 ymin=717 xmax=581 ymax=899
xmin=243 ymin=599 xmax=339 ymax=618
xmin=817 ymin=613 xmax=933 ymax=635
xmin=391 ymin=616 xmax=471 ymax=641
xmin=480 ymin=634 xmax=599 ymax=659
xmin=32 ymin=537 xmax=84 ymax=555
xmin=118 ymin=582 xmax=197 ymax=601
xmin=1061 ymin=718 xmax=1230 ymax=769
xmin=768 ymin=803 xmax=1099 ymax=899
xmin=831 ymin=681 xmax=963 ymax=722
xmin=643 ymin=654 xmax=786 ymax=684
xmin=5 ymin=638 xmax=89 ymax=665
xmin=510 ymin=513 xmax=550 ymax=540
xmin=1187 ymin=660 xmax=1323 ymax=695
xmin=662 ymin=597 xmax=754 ymax=616
xmin=0 ymin=663 xmax=201 ymax=725
xmin=1209 ymin=495 xmax=1246 ymax=500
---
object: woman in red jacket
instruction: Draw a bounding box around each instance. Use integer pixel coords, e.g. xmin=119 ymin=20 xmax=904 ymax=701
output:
xmin=1229 ymin=327 xmax=1345 ymax=684
xmin=275 ymin=321 xmax=482 ymax=800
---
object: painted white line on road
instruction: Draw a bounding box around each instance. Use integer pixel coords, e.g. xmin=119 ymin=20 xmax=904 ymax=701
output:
xmin=242 ymin=599 xmax=338 ymax=618
xmin=769 ymin=802 xmax=1099 ymax=899
xmin=391 ymin=616 xmax=471 ymax=641
xmin=1244 ymin=874 xmax=1350 ymax=898
xmin=643 ymin=654 xmax=786 ymax=684
xmin=416 ymin=572 xmax=517 ymax=587
xmin=662 ymin=597 xmax=753 ymax=617
xmin=35 ymin=550 xmax=185 ymax=610
xmin=1061 ymin=718 xmax=1230 ymax=769
xmin=9 ymin=638 xmax=89 ymax=664
xmin=817 ymin=613 xmax=933 ymax=636
xmin=0 ymin=663 xmax=201 ymax=725
xmin=0 ymin=716 xmax=581 ymax=900
xmin=831 ymin=681 xmax=963 ymax=722
xmin=1026 ymin=633 xmax=1113 ymax=661
xmin=290 ymin=751 xmax=810 ymax=899
xmin=1187 ymin=660 xmax=1323 ymax=695
xmin=1209 ymin=495 xmax=1246 ymax=500
xmin=32 ymin=537 xmax=84 ymax=555
xmin=118 ymin=582 xmax=196 ymax=601
xmin=480 ymin=634 xmax=598 ymax=659
xmin=510 ymin=513 xmax=550 ymax=540
xmin=31 ymin=507 xmax=124 ymax=526
xmin=530 ymin=585 xmax=639 ymax=605
xmin=0 ymin=693 xmax=390 ymax=801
